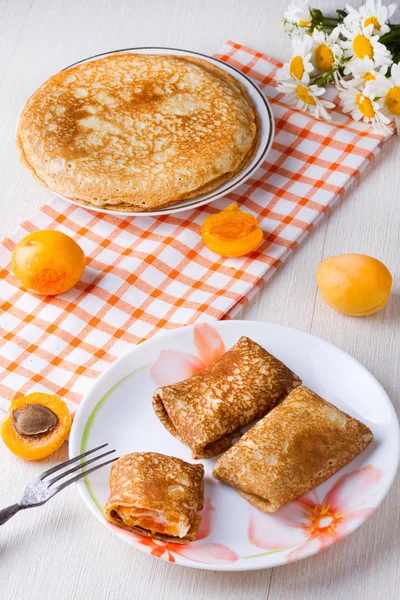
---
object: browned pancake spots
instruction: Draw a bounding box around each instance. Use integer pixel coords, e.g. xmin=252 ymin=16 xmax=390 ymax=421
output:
xmin=153 ymin=336 xmax=301 ymax=459
xmin=17 ymin=53 xmax=259 ymax=209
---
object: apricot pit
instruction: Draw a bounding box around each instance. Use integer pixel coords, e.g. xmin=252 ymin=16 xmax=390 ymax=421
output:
xmin=12 ymin=404 xmax=59 ymax=437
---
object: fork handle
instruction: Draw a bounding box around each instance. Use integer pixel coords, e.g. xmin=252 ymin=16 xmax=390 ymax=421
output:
xmin=0 ymin=503 xmax=22 ymax=525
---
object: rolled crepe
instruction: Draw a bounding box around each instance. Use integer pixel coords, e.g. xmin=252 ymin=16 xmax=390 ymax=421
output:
xmin=153 ymin=336 xmax=301 ymax=459
xmin=103 ymin=452 xmax=204 ymax=543
xmin=213 ymin=386 xmax=373 ymax=513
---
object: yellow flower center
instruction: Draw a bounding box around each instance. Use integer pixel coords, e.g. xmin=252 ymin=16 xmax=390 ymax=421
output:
xmin=314 ymin=44 xmax=335 ymax=72
xmin=385 ymin=86 xmax=400 ymax=115
xmin=364 ymin=16 xmax=381 ymax=30
xmin=296 ymin=84 xmax=316 ymax=105
xmin=356 ymin=93 xmax=375 ymax=118
xmin=299 ymin=19 xmax=311 ymax=27
xmin=364 ymin=72 xmax=376 ymax=82
xmin=289 ymin=55 xmax=305 ymax=80
xmin=353 ymin=35 xmax=374 ymax=59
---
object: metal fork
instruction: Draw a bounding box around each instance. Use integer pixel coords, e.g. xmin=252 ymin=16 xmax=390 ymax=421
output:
xmin=0 ymin=443 xmax=118 ymax=526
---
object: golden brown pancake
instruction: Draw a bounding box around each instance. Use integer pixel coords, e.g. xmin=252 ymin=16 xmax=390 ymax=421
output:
xmin=153 ymin=336 xmax=301 ymax=459
xmin=103 ymin=452 xmax=204 ymax=544
xmin=17 ymin=53 xmax=259 ymax=211
xmin=213 ymin=386 xmax=373 ymax=513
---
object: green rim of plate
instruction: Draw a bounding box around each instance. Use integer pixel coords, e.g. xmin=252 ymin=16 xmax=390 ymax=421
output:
xmin=79 ymin=366 xmax=148 ymax=512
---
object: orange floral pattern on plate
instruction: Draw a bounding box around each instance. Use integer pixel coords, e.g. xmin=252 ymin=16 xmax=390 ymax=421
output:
xmin=248 ymin=466 xmax=381 ymax=562
xmin=107 ymin=498 xmax=238 ymax=564
xmin=150 ymin=323 xmax=225 ymax=387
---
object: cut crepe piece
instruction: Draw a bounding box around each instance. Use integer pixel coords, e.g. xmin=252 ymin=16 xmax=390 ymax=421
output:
xmin=103 ymin=452 xmax=204 ymax=544
xmin=153 ymin=336 xmax=301 ymax=459
xmin=213 ymin=386 xmax=373 ymax=513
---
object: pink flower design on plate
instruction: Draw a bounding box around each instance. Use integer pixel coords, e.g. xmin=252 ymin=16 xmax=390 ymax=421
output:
xmin=150 ymin=323 xmax=225 ymax=386
xmin=249 ymin=466 xmax=382 ymax=562
xmin=108 ymin=498 xmax=238 ymax=564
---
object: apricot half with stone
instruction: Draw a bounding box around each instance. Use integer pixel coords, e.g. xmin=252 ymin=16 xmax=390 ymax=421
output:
xmin=316 ymin=254 xmax=392 ymax=316
xmin=1 ymin=393 xmax=71 ymax=460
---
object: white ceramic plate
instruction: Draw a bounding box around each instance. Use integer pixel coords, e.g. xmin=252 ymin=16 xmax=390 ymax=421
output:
xmin=69 ymin=321 xmax=399 ymax=571
xmin=53 ymin=47 xmax=274 ymax=217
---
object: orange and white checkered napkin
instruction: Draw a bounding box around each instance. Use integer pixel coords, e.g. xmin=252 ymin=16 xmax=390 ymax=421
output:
xmin=0 ymin=41 xmax=388 ymax=411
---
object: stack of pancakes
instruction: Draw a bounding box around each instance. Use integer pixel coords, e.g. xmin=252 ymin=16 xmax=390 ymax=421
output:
xmin=17 ymin=53 xmax=259 ymax=212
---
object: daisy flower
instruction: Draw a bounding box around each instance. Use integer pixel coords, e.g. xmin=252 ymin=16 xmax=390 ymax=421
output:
xmin=277 ymin=35 xmax=314 ymax=84
xmin=340 ymin=20 xmax=393 ymax=71
xmin=364 ymin=62 xmax=400 ymax=133
xmin=338 ymin=79 xmax=391 ymax=131
xmin=311 ymin=29 xmax=344 ymax=81
xmin=343 ymin=56 xmax=389 ymax=87
xmin=277 ymin=79 xmax=335 ymax=120
xmin=283 ymin=0 xmax=312 ymax=35
xmin=344 ymin=0 xmax=397 ymax=36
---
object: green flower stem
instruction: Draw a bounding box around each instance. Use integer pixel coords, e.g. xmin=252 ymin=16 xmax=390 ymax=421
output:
xmin=380 ymin=27 xmax=400 ymax=63
xmin=314 ymin=67 xmax=339 ymax=87
xmin=310 ymin=6 xmax=341 ymax=33
xmin=320 ymin=23 xmax=337 ymax=33
xmin=380 ymin=28 xmax=400 ymax=43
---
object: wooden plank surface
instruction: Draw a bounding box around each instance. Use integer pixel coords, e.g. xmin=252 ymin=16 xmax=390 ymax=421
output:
xmin=0 ymin=1 xmax=399 ymax=598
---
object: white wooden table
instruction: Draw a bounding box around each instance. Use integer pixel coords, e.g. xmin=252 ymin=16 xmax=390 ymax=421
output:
xmin=1 ymin=1 xmax=399 ymax=598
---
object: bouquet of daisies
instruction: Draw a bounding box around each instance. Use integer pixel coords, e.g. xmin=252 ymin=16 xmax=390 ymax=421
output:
xmin=277 ymin=1 xmax=400 ymax=133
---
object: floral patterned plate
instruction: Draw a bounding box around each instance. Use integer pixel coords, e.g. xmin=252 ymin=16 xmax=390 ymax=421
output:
xmin=69 ymin=321 xmax=399 ymax=571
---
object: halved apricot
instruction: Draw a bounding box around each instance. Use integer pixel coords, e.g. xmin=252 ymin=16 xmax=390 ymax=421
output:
xmin=1 ymin=392 xmax=71 ymax=460
xmin=201 ymin=203 xmax=263 ymax=257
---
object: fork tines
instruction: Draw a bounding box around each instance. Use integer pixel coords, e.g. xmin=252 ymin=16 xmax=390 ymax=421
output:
xmin=41 ymin=443 xmax=118 ymax=490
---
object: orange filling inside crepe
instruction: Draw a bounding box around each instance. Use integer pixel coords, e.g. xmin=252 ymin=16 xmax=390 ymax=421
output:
xmin=116 ymin=506 xmax=189 ymax=538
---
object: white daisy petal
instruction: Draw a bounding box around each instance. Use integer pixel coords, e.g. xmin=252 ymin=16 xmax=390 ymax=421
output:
xmin=344 ymin=56 xmax=389 ymax=88
xmin=311 ymin=29 xmax=344 ymax=76
xmin=277 ymin=78 xmax=335 ymax=120
xmin=338 ymin=80 xmax=393 ymax=133
xmin=364 ymin=64 xmax=400 ymax=133
xmin=276 ymin=34 xmax=314 ymax=84
xmin=283 ymin=0 xmax=312 ymax=26
xmin=339 ymin=20 xmax=393 ymax=74
xmin=391 ymin=63 xmax=400 ymax=86
xmin=343 ymin=1 xmax=396 ymax=36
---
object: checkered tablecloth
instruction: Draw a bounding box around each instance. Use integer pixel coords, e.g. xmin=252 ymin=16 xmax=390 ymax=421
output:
xmin=0 ymin=41 xmax=388 ymax=411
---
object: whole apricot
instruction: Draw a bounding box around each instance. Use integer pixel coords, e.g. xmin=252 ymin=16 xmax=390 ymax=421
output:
xmin=11 ymin=230 xmax=85 ymax=295
xmin=316 ymin=254 xmax=392 ymax=316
